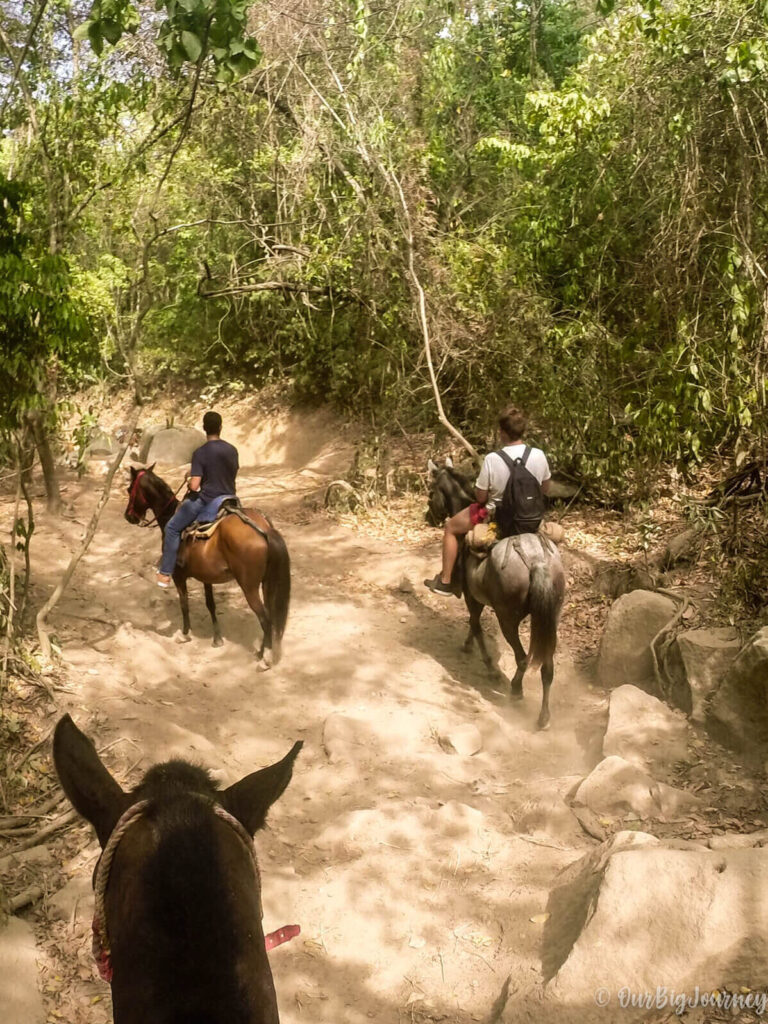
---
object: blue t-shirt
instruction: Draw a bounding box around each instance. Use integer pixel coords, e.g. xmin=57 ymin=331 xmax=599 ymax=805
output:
xmin=191 ymin=439 xmax=239 ymax=503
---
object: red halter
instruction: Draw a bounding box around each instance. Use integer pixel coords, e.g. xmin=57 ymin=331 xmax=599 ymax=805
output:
xmin=125 ymin=470 xmax=147 ymax=521
xmin=126 ymin=470 xmax=178 ymax=526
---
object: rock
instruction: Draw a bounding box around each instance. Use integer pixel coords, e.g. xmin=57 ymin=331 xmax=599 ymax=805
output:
xmin=658 ymin=526 xmax=703 ymax=569
xmin=592 ymin=563 xmax=657 ymax=600
xmin=544 ymin=837 xmax=768 ymax=1009
xmin=675 ymin=627 xmax=741 ymax=722
xmin=438 ymin=724 xmax=483 ymax=756
xmin=574 ymin=755 xmax=701 ymax=821
xmin=397 ymin=575 xmax=414 ymax=594
xmin=603 ymin=684 xmax=691 ymax=771
xmin=597 ymin=590 xmax=677 ymax=690
xmin=515 ymin=795 xmax=583 ymax=845
xmin=85 ymin=426 xmax=119 ymax=458
xmin=139 ymin=426 xmax=205 ymax=465
xmin=707 ymin=627 xmax=768 ymax=754
xmin=547 ymin=474 xmax=581 ymax=500
xmin=708 ymin=830 xmax=768 ymax=850
xmin=322 ymin=714 xmax=379 ymax=763
xmin=48 ymin=875 xmax=92 ymax=924
xmin=0 ymin=916 xmax=45 ymax=1024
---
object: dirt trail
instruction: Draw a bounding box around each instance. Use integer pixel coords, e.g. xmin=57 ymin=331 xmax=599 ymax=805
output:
xmin=26 ymin=412 xmax=608 ymax=1024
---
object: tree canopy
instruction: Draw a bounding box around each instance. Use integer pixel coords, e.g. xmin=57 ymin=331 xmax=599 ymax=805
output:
xmin=0 ymin=0 xmax=766 ymax=495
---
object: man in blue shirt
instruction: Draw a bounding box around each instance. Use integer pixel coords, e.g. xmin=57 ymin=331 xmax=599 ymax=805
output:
xmin=156 ymin=411 xmax=239 ymax=588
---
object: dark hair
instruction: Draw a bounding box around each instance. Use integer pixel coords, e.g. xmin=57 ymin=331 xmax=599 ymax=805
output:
xmin=203 ymin=411 xmax=222 ymax=436
xmin=498 ymin=405 xmax=527 ymax=441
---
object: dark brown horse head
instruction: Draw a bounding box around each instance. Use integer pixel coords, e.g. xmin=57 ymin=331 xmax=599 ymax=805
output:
xmin=53 ymin=714 xmax=302 ymax=1024
xmin=124 ymin=464 xmax=174 ymax=525
xmin=425 ymin=457 xmax=475 ymax=526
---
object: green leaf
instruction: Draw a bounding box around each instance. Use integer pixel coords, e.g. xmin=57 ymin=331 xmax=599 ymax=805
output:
xmin=88 ymin=21 xmax=104 ymax=55
xmin=73 ymin=20 xmax=92 ymax=41
xmin=181 ymin=30 xmax=203 ymax=61
xmin=101 ymin=18 xmax=122 ymax=45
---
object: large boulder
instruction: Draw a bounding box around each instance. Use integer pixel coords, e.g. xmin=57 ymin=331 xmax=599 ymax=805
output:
xmin=85 ymin=426 xmax=119 ymax=458
xmin=0 ymin=916 xmax=45 ymax=1023
xmin=140 ymin=426 xmax=205 ymax=465
xmin=544 ymin=833 xmax=768 ymax=1011
xmin=597 ymin=590 xmax=677 ymax=690
xmin=707 ymin=627 xmax=768 ymax=754
xmin=573 ymin=755 xmax=700 ymax=821
xmin=603 ymin=684 xmax=691 ymax=772
xmin=674 ymin=627 xmax=741 ymax=722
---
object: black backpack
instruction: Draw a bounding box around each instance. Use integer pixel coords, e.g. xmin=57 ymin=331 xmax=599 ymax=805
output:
xmin=495 ymin=447 xmax=545 ymax=538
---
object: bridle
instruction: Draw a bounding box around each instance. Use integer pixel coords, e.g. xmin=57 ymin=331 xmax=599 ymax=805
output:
xmin=91 ymin=797 xmax=298 ymax=984
xmin=126 ymin=470 xmax=179 ymax=528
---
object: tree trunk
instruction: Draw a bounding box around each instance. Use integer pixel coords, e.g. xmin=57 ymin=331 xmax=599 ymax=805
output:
xmin=26 ymin=411 xmax=60 ymax=514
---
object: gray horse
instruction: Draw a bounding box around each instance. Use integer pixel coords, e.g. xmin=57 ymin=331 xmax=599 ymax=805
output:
xmin=427 ymin=458 xmax=566 ymax=729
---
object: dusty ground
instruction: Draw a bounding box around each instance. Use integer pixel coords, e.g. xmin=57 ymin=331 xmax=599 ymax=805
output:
xmin=0 ymin=399 xmax=761 ymax=1024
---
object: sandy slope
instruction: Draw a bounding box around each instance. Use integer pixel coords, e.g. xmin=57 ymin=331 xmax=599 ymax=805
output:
xmin=20 ymin=407 xmax=608 ymax=1023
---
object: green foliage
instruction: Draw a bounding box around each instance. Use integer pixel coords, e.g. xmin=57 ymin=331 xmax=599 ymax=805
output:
xmin=77 ymin=0 xmax=261 ymax=80
xmin=3 ymin=0 xmax=768 ymax=506
xmin=0 ymin=182 xmax=89 ymax=431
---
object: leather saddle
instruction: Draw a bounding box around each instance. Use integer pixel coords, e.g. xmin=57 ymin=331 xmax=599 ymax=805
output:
xmin=181 ymin=498 xmax=242 ymax=542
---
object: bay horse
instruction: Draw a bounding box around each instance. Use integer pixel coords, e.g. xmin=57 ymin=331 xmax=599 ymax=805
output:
xmin=53 ymin=714 xmax=302 ymax=1024
xmin=427 ymin=458 xmax=566 ymax=729
xmin=124 ymin=466 xmax=289 ymax=670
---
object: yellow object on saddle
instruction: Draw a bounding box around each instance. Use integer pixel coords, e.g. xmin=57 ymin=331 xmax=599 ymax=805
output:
xmin=467 ymin=521 xmax=498 ymax=556
xmin=467 ymin=519 xmax=564 ymax=558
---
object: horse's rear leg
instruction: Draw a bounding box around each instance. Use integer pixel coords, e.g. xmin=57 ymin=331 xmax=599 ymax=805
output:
xmin=538 ymin=659 xmax=554 ymax=731
xmin=173 ymin=576 xmax=193 ymax=644
xmin=497 ymin=615 xmax=527 ymax=701
xmin=242 ymin=587 xmax=273 ymax=671
xmin=204 ymin=583 xmax=223 ymax=648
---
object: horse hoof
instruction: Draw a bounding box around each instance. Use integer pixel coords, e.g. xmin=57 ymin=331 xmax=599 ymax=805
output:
xmin=174 ymin=630 xmax=192 ymax=645
xmin=509 ymin=688 xmax=524 ymax=702
xmin=256 ymin=658 xmax=271 ymax=672
xmin=538 ymin=719 xmax=551 ymax=731
xmin=212 ymin=637 xmax=224 ymax=648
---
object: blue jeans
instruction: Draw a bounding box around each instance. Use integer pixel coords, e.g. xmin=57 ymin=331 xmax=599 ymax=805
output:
xmin=159 ymin=496 xmax=228 ymax=576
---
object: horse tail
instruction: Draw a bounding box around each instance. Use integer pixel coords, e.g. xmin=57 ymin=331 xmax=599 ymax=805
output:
xmin=263 ymin=527 xmax=291 ymax=665
xmin=527 ymin=559 xmax=559 ymax=670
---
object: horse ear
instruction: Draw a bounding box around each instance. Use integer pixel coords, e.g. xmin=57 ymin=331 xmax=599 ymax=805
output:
xmin=221 ymin=741 xmax=303 ymax=837
xmin=129 ymin=466 xmax=137 ymax=479
xmin=147 ymin=462 xmax=156 ymax=473
xmin=445 ymin=455 xmax=453 ymax=468
xmin=427 ymin=459 xmax=438 ymax=473
xmin=53 ymin=715 xmax=128 ymax=848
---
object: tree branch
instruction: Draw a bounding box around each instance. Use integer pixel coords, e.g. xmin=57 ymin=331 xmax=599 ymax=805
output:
xmin=36 ymin=405 xmax=141 ymax=663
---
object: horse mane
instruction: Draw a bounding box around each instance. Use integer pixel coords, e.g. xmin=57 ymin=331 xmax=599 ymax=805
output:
xmin=141 ymin=467 xmax=175 ymax=504
xmin=122 ymin=762 xmax=258 ymax=1020
xmin=132 ymin=760 xmax=219 ymax=801
xmin=428 ymin=461 xmax=475 ymax=523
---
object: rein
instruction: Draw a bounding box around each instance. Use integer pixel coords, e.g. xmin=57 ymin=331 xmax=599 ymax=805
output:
xmin=92 ymin=798 xmax=299 ymax=983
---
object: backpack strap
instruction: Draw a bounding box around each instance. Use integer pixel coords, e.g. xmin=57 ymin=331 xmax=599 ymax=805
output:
xmin=520 ymin=445 xmax=531 ymax=467
xmin=495 ymin=449 xmax=516 ymax=472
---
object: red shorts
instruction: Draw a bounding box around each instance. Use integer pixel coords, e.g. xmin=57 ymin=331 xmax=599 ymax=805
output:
xmin=469 ymin=503 xmax=489 ymax=526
